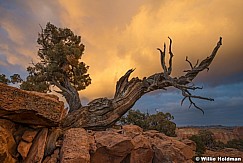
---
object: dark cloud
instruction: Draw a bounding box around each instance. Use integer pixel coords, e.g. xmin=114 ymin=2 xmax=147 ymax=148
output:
xmin=133 ymin=82 xmax=243 ymax=126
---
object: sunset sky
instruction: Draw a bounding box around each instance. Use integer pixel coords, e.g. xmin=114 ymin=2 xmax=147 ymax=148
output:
xmin=0 ymin=0 xmax=243 ymax=126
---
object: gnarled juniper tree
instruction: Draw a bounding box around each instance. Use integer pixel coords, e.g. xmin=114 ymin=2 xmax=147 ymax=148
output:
xmin=1 ymin=22 xmax=222 ymax=130
xmin=20 ymin=22 xmax=91 ymax=112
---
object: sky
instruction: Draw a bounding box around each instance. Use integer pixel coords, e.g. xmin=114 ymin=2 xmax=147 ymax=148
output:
xmin=0 ymin=0 xmax=243 ymax=126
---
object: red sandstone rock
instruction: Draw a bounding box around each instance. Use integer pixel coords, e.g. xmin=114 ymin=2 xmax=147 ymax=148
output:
xmin=45 ymin=128 xmax=62 ymax=156
xmin=0 ymin=83 xmax=66 ymax=127
xmin=0 ymin=119 xmax=16 ymax=134
xmin=17 ymin=141 xmax=32 ymax=159
xmin=43 ymin=148 xmax=60 ymax=163
xmin=25 ymin=128 xmax=48 ymax=163
xmin=22 ymin=130 xmax=38 ymax=143
xmin=1 ymin=120 xmax=241 ymax=163
xmin=60 ymin=128 xmax=90 ymax=163
xmin=87 ymin=132 xmax=96 ymax=154
xmin=91 ymin=131 xmax=134 ymax=163
xmin=181 ymin=139 xmax=196 ymax=151
xmin=151 ymin=138 xmax=193 ymax=163
xmin=130 ymin=134 xmax=154 ymax=163
xmin=0 ymin=126 xmax=17 ymax=163
xmin=144 ymin=130 xmax=194 ymax=163
xmin=122 ymin=124 xmax=143 ymax=138
xmin=88 ymin=127 xmax=195 ymax=162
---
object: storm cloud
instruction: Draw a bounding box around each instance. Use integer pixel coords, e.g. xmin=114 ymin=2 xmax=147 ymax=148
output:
xmin=0 ymin=0 xmax=242 ymax=126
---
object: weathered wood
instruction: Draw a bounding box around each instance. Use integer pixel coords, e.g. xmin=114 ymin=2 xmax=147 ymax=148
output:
xmin=51 ymin=77 xmax=82 ymax=113
xmin=62 ymin=37 xmax=223 ymax=130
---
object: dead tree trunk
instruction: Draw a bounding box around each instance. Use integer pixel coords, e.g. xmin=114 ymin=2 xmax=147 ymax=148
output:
xmin=62 ymin=37 xmax=222 ymax=130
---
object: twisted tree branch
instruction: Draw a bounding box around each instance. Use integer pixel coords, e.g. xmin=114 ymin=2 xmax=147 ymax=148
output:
xmin=62 ymin=37 xmax=222 ymax=130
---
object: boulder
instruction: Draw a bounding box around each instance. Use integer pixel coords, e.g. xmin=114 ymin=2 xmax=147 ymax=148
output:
xmin=45 ymin=128 xmax=62 ymax=156
xmin=25 ymin=128 xmax=48 ymax=163
xmin=181 ymin=139 xmax=196 ymax=151
xmin=60 ymin=128 xmax=90 ymax=163
xmin=17 ymin=141 xmax=32 ymax=159
xmin=22 ymin=130 xmax=38 ymax=143
xmin=91 ymin=131 xmax=133 ymax=163
xmin=13 ymin=125 xmax=32 ymax=145
xmin=122 ymin=125 xmax=143 ymax=138
xmin=144 ymin=130 xmax=194 ymax=163
xmin=0 ymin=119 xmax=16 ymax=134
xmin=87 ymin=132 xmax=96 ymax=154
xmin=0 ymin=126 xmax=17 ymax=163
xmin=130 ymin=134 xmax=153 ymax=163
xmin=43 ymin=148 xmax=60 ymax=163
xmin=0 ymin=83 xmax=66 ymax=127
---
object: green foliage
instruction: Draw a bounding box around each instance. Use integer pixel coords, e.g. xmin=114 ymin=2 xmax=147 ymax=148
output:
xmin=147 ymin=112 xmax=176 ymax=136
xmin=226 ymin=139 xmax=243 ymax=151
xmin=189 ymin=130 xmax=225 ymax=155
xmin=119 ymin=110 xmax=176 ymax=137
xmin=189 ymin=134 xmax=206 ymax=155
xmin=0 ymin=73 xmax=22 ymax=84
xmin=0 ymin=74 xmax=10 ymax=84
xmin=120 ymin=110 xmax=149 ymax=130
xmin=20 ymin=22 xmax=91 ymax=93
xmin=189 ymin=130 xmax=215 ymax=155
xmin=190 ymin=130 xmax=243 ymax=155
xmin=198 ymin=130 xmax=215 ymax=149
xmin=10 ymin=74 xmax=23 ymax=84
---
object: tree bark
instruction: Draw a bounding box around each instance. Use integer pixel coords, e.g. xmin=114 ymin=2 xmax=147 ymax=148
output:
xmin=52 ymin=78 xmax=82 ymax=112
xmin=62 ymin=37 xmax=222 ymax=130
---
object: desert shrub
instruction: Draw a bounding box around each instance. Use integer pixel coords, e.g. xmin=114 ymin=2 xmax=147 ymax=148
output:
xmin=226 ymin=139 xmax=243 ymax=151
xmin=189 ymin=130 xmax=224 ymax=154
xmin=198 ymin=130 xmax=215 ymax=149
xmin=189 ymin=134 xmax=206 ymax=155
xmin=119 ymin=110 xmax=176 ymax=137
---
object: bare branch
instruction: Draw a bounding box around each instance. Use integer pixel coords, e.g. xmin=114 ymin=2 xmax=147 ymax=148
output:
xmin=157 ymin=46 xmax=167 ymax=75
xmin=185 ymin=56 xmax=193 ymax=69
xmin=157 ymin=37 xmax=174 ymax=77
xmin=188 ymin=97 xmax=205 ymax=114
xmin=179 ymin=88 xmax=214 ymax=114
xmin=181 ymin=89 xmax=214 ymax=102
xmin=39 ymin=24 xmax=44 ymax=32
xmin=194 ymin=59 xmax=199 ymax=68
xmin=184 ymin=37 xmax=222 ymax=81
xmin=181 ymin=96 xmax=187 ymax=106
xmin=184 ymin=57 xmax=200 ymax=72
xmin=167 ymin=37 xmax=174 ymax=75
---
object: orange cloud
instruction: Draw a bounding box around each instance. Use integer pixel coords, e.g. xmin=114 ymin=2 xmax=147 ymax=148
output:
xmin=53 ymin=0 xmax=243 ymax=100
xmin=1 ymin=0 xmax=242 ymax=102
